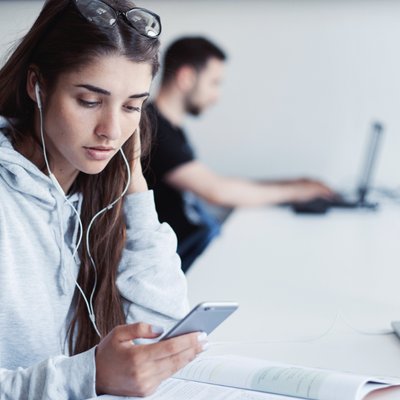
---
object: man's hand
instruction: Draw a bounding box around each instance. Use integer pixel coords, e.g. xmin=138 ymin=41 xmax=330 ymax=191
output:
xmin=286 ymin=178 xmax=337 ymax=202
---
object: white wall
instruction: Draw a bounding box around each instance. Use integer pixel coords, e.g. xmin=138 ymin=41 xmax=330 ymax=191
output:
xmin=1 ymin=0 xmax=399 ymax=189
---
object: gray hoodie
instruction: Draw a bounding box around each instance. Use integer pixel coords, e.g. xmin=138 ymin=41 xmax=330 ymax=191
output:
xmin=0 ymin=123 xmax=189 ymax=399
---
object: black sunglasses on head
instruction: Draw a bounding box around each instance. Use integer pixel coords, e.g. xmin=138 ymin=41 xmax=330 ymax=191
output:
xmin=74 ymin=0 xmax=161 ymax=38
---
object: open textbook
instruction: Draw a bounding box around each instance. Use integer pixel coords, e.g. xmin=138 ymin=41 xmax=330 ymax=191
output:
xmin=97 ymin=355 xmax=400 ymax=400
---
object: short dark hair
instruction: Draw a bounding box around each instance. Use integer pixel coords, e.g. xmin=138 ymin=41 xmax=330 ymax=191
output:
xmin=161 ymin=36 xmax=227 ymax=85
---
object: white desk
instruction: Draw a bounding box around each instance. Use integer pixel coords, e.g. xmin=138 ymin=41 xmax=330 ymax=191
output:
xmin=186 ymin=204 xmax=400 ymax=378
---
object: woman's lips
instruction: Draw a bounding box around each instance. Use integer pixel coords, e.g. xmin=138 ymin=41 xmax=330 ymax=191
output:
xmin=84 ymin=146 xmax=115 ymax=161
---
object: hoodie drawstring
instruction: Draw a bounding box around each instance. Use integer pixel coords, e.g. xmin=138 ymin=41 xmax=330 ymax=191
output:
xmin=51 ymin=189 xmax=82 ymax=295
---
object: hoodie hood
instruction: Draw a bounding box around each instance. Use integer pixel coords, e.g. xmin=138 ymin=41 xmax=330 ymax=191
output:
xmin=0 ymin=120 xmax=58 ymax=210
xmin=0 ymin=118 xmax=81 ymax=294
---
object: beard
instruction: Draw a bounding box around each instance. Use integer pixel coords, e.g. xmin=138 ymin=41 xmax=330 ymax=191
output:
xmin=183 ymin=91 xmax=203 ymax=116
xmin=185 ymin=102 xmax=202 ymax=116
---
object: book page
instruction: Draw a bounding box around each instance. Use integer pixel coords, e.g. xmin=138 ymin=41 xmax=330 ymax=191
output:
xmin=95 ymin=378 xmax=297 ymax=400
xmin=361 ymin=384 xmax=400 ymax=400
xmin=360 ymin=382 xmax=400 ymax=400
xmin=174 ymin=355 xmax=387 ymax=400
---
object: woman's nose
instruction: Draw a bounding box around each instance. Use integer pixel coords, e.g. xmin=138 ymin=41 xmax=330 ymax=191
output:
xmin=95 ymin=110 xmax=122 ymax=141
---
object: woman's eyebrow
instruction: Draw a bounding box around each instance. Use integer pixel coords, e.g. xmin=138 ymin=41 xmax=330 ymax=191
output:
xmin=129 ymin=92 xmax=150 ymax=99
xmin=75 ymin=84 xmax=149 ymax=99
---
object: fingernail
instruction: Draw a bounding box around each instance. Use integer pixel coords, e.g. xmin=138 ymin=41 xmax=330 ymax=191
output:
xmin=201 ymin=342 xmax=210 ymax=351
xmin=151 ymin=325 xmax=164 ymax=334
xmin=197 ymin=332 xmax=208 ymax=342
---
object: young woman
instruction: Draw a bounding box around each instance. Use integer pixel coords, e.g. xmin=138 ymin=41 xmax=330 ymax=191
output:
xmin=0 ymin=0 xmax=207 ymax=398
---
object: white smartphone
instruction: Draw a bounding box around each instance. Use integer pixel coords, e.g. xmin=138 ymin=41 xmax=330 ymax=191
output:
xmin=161 ymin=301 xmax=239 ymax=340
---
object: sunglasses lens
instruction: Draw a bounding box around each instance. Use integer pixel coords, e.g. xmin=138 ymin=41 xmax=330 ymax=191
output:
xmin=76 ymin=0 xmax=116 ymax=27
xmin=126 ymin=9 xmax=161 ymax=38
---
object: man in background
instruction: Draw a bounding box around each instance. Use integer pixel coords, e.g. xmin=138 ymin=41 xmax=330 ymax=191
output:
xmin=144 ymin=36 xmax=334 ymax=273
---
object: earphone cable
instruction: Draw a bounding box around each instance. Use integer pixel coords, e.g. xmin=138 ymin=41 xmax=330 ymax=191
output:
xmin=85 ymin=148 xmax=132 ymax=328
xmin=37 ymin=89 xmax=131 ymax=339
xmin=38 ymin=97 xmax=99 ymax=335
xmin=209 ymin=311 xmax=394 ymax=348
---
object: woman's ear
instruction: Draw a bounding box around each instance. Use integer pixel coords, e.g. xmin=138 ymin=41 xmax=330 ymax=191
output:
xmin=26 ymin=68 xmax=43 ymax=106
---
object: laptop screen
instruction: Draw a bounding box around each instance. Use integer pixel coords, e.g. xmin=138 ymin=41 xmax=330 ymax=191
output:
xmin=357 ymin=122 xmax=384 ymax=204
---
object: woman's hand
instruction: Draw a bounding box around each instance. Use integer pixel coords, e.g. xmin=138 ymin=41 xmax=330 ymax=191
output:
xmin=95 ymin=323 xmax=207 ymax=397
xmin=128 ymin=129 xmax=148 ymax=194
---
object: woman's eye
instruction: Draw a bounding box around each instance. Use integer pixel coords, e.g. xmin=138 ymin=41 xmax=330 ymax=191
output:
xmin=78 ymin=99 xmax=100 ymax=108
xmin=124 ymin=105 xmax=141 ymax=113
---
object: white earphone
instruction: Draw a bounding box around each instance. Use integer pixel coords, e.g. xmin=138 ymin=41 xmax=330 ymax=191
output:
xmin=34 ymin=81 xmax=42 ymax=110
xmin=34 ymin=80 xmax=132 ymax=338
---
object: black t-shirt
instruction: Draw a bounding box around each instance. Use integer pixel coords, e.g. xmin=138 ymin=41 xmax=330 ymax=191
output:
xmin=144 ymin=104 xmax=200 ymax=241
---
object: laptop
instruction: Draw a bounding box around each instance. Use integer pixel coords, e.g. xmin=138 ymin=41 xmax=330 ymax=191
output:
xmin=289 ymin=121 xmax=384 ymax=214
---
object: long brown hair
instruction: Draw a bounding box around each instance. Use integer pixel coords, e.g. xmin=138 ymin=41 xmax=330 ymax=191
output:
xmin=0 ymin=0 xmax=160 ymax=354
